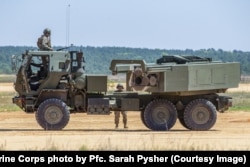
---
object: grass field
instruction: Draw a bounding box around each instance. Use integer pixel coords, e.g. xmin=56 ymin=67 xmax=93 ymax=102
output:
xmin=0 ymin=74 xmax=16 ymax=83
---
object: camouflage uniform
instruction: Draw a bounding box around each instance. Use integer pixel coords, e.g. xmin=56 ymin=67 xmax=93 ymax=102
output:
xmin=114 ymin=110 xmax=128 ymax=128
xmin=37 ymin=28 xmax=53 ymax=51
xmin=114 ymin=84 xmax=128 ymax=128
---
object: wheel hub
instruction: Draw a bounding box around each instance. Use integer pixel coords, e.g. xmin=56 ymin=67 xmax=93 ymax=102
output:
xmin=197 ymin=112 xmax=205 ymax=119
xmin=45 ymin=106 xmax=63 ymax=124
xmin=192 ymin=107 xmax=209 ymax=124
xmin=50 ymin=112 xmax=58 ymax=119
xmin=157 ymin=112 xmax=165 ymax=118
xmin=153 ymin=106 xmax=170 ymax=124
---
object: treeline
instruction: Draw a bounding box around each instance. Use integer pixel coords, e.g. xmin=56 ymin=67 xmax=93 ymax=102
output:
xmin=0 ymin=46 xmax=250 ymax=74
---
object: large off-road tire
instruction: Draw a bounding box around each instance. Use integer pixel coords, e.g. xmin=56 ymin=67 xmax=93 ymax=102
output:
xmin=140 ymin=110 xmax=150 ymax=129
xmin=183 ymin=99 xmax=217 ymax=131
xmin=35 ymin=98 xmax=70 ymax=130
xmin=177 ymin=110 xmax=190 ymax=130
xmin=143 ymin=99 xmax=177 ymax=131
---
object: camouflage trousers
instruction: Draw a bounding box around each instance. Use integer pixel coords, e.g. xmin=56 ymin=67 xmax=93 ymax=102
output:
xmin=114 ymin=111 xmax=127 ymax=126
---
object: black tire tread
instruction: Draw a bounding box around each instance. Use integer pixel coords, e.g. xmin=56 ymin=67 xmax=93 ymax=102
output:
xmin=183 ymin=99 xmax=217 ymax=131
xmin=35 ymin=98 xmax=70 ymax=130
xmin=143 ymin=99 xmax=177 ymax=131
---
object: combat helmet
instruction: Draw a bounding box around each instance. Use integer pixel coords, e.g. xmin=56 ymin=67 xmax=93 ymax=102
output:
xmin=43 ymin=28 xmax=51 ymax=35
xmin=116 ymin=83 xmax=124 ymax=89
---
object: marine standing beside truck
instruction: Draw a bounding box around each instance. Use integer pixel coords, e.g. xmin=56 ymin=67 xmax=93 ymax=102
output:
xmin=114 ymin=83 xmax=128 ymax=129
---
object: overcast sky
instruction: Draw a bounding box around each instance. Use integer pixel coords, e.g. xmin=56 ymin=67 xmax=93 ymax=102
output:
xmin=1 ymin=0 xmax=250 ymax=51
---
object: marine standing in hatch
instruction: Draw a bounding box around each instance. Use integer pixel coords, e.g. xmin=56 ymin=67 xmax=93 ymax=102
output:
xmin=37 ymin=28 xmax=53 ymax=51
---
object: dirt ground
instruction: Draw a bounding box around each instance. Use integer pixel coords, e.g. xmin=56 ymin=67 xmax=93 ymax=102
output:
xmin=0 ymin=83 xmax=250 ymax=150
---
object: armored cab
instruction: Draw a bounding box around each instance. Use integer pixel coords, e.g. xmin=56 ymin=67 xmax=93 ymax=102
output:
xmin=12 ymin=49 xmax=108 ymax=130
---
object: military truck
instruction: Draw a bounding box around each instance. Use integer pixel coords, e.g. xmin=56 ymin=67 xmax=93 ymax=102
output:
xmin=12 ymin=48 xmax=240 ymax=131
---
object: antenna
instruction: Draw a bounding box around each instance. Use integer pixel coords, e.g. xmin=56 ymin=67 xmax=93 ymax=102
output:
xmin=66 ymin=4 xmax=70 ymax=47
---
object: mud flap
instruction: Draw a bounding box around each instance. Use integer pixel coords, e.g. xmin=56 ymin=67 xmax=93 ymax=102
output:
xmin=217 ymin=96 xmax=232 ymax=113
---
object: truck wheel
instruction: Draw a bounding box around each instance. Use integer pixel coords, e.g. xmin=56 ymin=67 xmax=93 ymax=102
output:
xmin=35 ymin=98 xmax=70 ymax=130
xmin=183 ymin=99 xmax=217 ymax=131
xmin=177 ymin=111 xmax=190 ymax=130
xmin=143 ymin=99 xmax=177 ymax=131
xmin=140 ymin=110 xmax=150 ymax=128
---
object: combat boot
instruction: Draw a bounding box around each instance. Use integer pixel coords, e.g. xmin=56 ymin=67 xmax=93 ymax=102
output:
xmin=124 ymin=124 xmax=128 ymax=128
xmin=123 ymin=119 xmax=128 ymax=128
